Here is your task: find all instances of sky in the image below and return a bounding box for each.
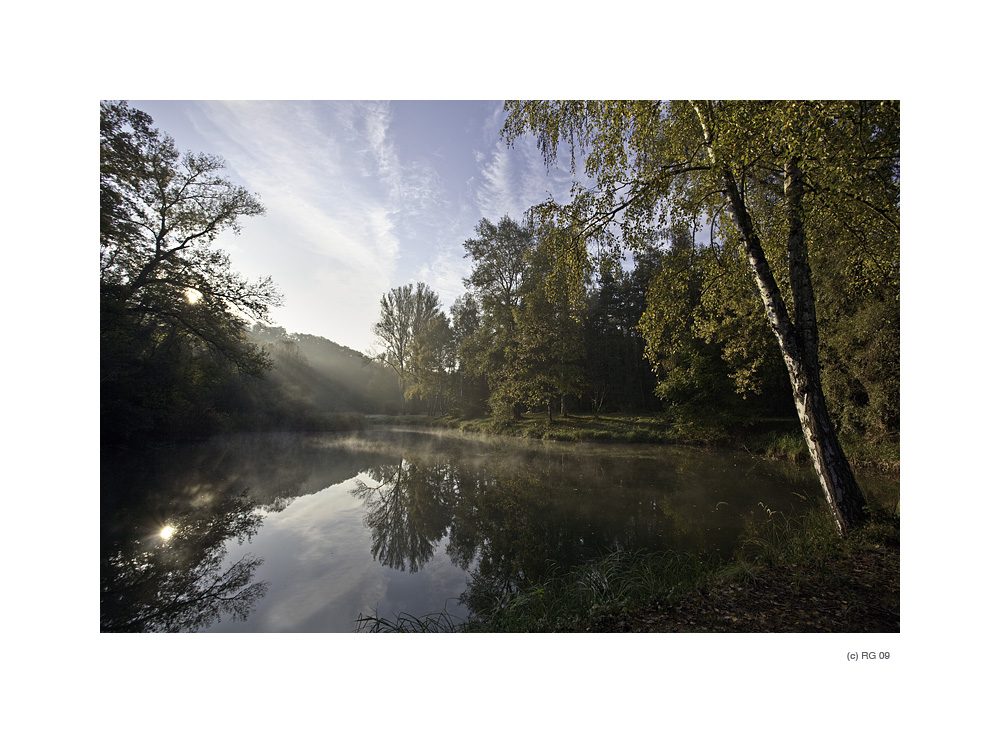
[130,100,579,355]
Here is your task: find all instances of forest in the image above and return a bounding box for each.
[101,100,898,537]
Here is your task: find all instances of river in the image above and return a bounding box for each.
[100,426,898,632]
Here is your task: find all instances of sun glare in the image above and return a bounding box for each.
[160,525,176,541]
[184,288,203,304]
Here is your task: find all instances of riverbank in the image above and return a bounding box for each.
[558,514,900,632]
[368,412,900,473]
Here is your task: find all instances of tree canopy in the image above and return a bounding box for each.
[101,101,281,347]
[371,282,447,410]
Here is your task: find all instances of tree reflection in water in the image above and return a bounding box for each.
[101,429,857,631]
[101,491,268,632]
[349,434,740,619]
[351,446,615,592]
[351,456,458,572]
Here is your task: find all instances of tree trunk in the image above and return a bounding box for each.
[782,159,868,533]
[720,165,868,537]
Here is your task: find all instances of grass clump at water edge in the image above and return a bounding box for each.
[354,609,463,633]
[468,550,714,632]
[354,549,716,633]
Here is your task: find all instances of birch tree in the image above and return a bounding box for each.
[503,100,899,536]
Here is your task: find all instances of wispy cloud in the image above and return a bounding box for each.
[347,101,474,306]
[472,109,576,225]
[162,100,582,349]
[186,101,407,349]
[358,103,452,234]
[195,101,400,271]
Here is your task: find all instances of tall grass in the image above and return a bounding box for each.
[354,610,463,633]
[472,550,714,632]
[355,549,715,633]
[735,502,899,569]
[735,504,841,567]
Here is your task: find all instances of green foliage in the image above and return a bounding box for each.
[460,549,710,632]
[810,221,900,439]
[503,100,899,450]
[459,216,533,417]
[638,229,794,428]
[453,216,598,421]
[449,293,490,416]
[582,252,660,413]
[371,282,449,413]
[406,312,455,414]
[462,215,533,320]
[510,225,587,418]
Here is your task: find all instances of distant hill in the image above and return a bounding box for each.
[248,325,402,423]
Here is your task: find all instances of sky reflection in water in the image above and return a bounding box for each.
[101,427,899,633]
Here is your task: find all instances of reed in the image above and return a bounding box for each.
[355,549,715,633]
[354,609,463,633]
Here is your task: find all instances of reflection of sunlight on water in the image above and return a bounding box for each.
[159,525,176,541]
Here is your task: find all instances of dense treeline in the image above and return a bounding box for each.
[370,216,665,420]
[372,210,898,445]
[100,102,399,446]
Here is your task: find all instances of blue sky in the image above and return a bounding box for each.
[131,100,577,354]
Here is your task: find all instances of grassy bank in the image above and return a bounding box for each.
[368,411,899,472]
[356,507,899,633]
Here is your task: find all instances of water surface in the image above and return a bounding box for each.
[100,427,897,632]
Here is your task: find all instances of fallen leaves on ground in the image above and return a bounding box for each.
[566,545,899,633]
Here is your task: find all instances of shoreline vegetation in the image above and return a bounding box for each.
[365,411,900,473]
[355,412,900,633]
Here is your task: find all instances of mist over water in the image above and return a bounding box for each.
[101,427,899,632]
